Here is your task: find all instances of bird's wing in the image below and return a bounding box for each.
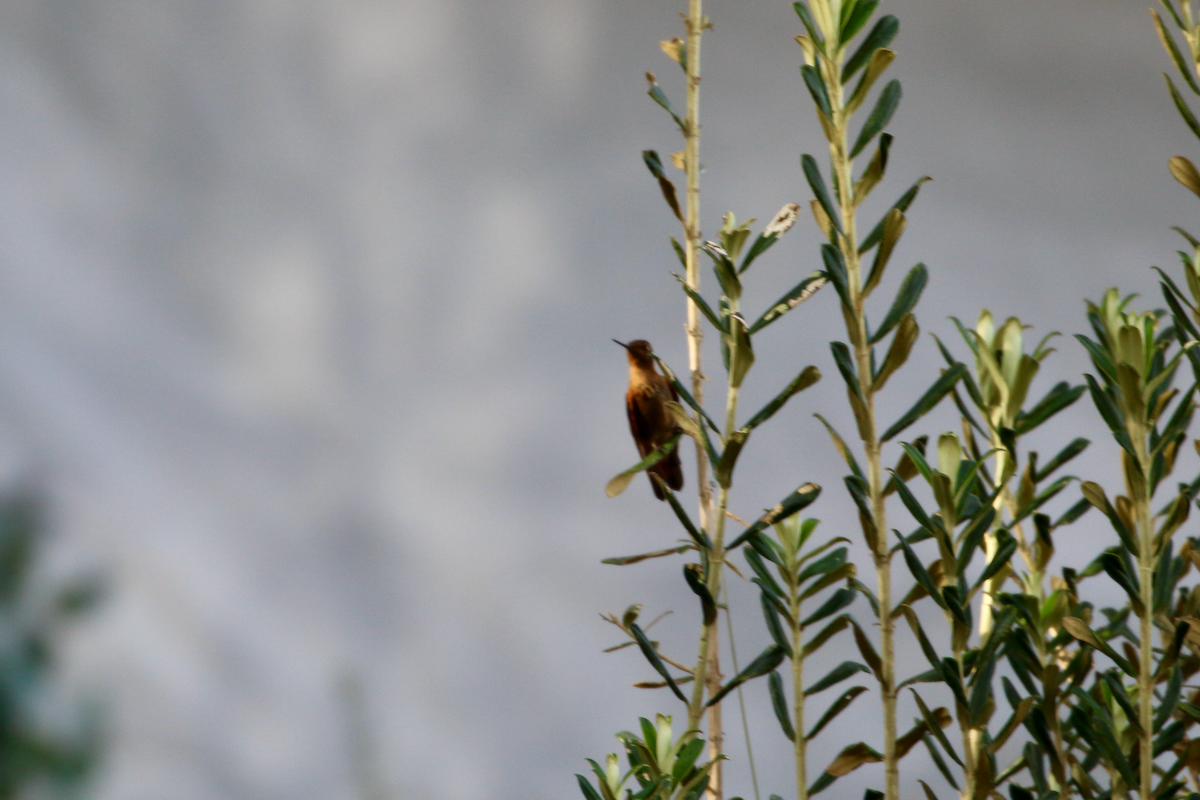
[626,390,651,459]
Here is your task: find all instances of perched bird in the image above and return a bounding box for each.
[615,339,684,500]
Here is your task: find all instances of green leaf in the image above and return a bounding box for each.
[801,614,850,659]
[921,734,961,790]
[646,78,685,131]
[642,149,682,221]
[806,685,868,740]
[813,413,864,480]
[761,592,790,650]
[1084,373,1137,457]
[850,618,883,679]
[662,489,712,549]
[1165,73,1200,142]
[852,132,892,204]
[831,340,865,401]
[801,65,833,122]
[862,208,905,296]
[842,14,898,81]
[706,644,787,706]
[1152,10,1200,94]
[768,671,796,741]
[798,546,849,585]
[804,661,869,695]
[849,79,901,158]
[629,622,688,702]
[727,483,822,549]
[1014,382,1086,434]
[860,177,931,252]
[802,155,842,235]
[602,545,692,566]
[792,2,825,52]
[576,774,605,800]
[973,532,1016,590]
[605,434,682,498]
[881,364,966,441]
[841,0,878,41]
[743,366,821,431]
[800,587,856,628]
[1170,154,1200,199]
[873,313,917,392]
[869,263,927,343]
[911,689,962,766]
[1034,437,1089,483]
[749,273,826,333]
[896,531,944,610]
[846,48,896,118]
[672,274,728,334]
[728,315,755,389]
[684,563,717,626]
[715,428,749,489]
[822,244,853,313]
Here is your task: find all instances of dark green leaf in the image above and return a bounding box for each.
[1165,73,1200,141]
[743,366,821,431]
[802,155,842,235]
[673,274,728,334]
[706,644,787,706]
[881,364,967,441]
[896,532,944,610]
[801,65,833,121]
[921,734,960,791]
[1084,374,1137,457]
[646,81,686,131]
[792,2,825,52]
[606,434,683,497]
[807,685,868,740]
[805,661,869,696]
[870,263,927,343]
[684,563,717,625]
[842,14,898,81]
[1035,437,1090,482]
[849,79,901,159]
[602,544,692,566]
[749,273,826,333]
[662,489,712,549]
[727,483,822,549]
[576,774,604,800]
[769,671,796,741]
[860,176,931,252]
[629,623,688,703]
[814,413,865,480]
[800,587,856,628]
[911,689,962,766]
[1014,382,1086,435]
[840,0,879,43]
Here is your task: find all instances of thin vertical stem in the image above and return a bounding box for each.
[1131,437,1154,800]
[823,39,898,800]
[790,576,807,800]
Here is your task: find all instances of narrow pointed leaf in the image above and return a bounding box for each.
[802,155,842,234]
[881,364,966,441]
[804,660,869,695]
[842,14,899,81]
[749,273,826,333]
[869,263,927,343]
[849,79,901,158]
[629,622,688,702]
[769,671,796,741]
[807,685,868,740]
[744,366,821,431]
[727,483,822,549]
[1166,73,1200,142]
[606,434,682,497]
[800,587,856,628]
[861,177,931,252]
[706,644,787,706]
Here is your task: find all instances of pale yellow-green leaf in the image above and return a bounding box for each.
[659,38,684,64]
[863,209,905,296]
[605,472,637,498]
[1171,155,1200,199]
[810,198,835,240]
[873,313,918,391]
[846,49,896,116]
[669,150,686,170]
[664,401,702,441]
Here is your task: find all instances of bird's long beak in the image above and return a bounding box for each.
[612,339,631,350]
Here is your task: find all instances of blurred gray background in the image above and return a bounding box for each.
[0,0,1194,798]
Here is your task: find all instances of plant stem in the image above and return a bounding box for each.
[683,0,709,534]
[789,573,807,800]
[1131,435,1154,800]
[823,39,898,800]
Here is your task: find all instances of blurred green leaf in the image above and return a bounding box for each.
[743,366,821,431]
[801,65,834,122]
[605,434,682,498]
[861,177,931,252]
[629,623,688,703]
[807,685,868,740]
[803,156,842,235]
[1165,73,1200,141]
[706,644,787,706]
[749,273,826,333]
[1152,10,1200,94]
[881,364,966,441]
[727,483,822,549]
[869,263,927,344]
[842,14,898,81]
[768,671,796,741]
[804,661,869,695]
[849,79,901,158]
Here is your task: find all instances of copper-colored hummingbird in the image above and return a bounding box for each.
[615,339,684,500]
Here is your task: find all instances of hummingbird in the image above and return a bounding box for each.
[615,339,684,500]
